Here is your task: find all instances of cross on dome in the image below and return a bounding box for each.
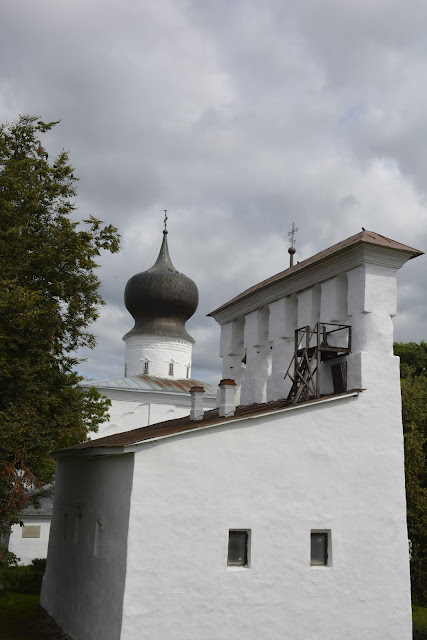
[288,222,298,267]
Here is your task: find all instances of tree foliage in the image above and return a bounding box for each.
[395,341,427,379]
[0,115,120,532]
[395,342,427,605]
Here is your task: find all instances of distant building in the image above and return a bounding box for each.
[7,225,215,564]
[41,230,422,640]
[83,374,216,440]
[7,489,54,565]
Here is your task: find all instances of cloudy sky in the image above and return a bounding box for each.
[1,0,426,383]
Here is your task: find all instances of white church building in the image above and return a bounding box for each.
[80,223,216,440]
[7,225,215,563]
[41,229,422,640]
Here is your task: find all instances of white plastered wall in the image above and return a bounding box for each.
[120,389,411,640]
[124,334,192,378]
[90,389,216,440]
[8,518,51,565]
[266,295,297,401]
[240,306,271,405]
[219,317,246,405]
[41,454,134,640]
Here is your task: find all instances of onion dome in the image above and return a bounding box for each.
[124,229,199,342]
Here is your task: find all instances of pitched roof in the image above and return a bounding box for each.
[80,375,217,397]
[208,230,423,317]
[55,389,362,455]
[21,488,54,517]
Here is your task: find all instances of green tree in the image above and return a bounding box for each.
[0,115,120,534]
[395,341,427,378]
[394,342,427,605]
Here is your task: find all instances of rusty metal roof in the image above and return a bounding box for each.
[80,375,217,397]
[55,389,362,455]
[208,230,423,317]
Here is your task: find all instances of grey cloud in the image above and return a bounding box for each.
[1,0,426,384]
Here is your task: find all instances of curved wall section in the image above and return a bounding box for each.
[124,333,193,379]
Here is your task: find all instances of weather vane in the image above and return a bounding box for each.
[288,222,298,267]
[163,209,168,233]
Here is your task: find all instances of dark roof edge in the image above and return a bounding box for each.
[53,389,363,458]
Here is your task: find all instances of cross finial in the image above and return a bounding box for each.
[163,210,168,233]
[288,222,298,267]
[288,222,298,248]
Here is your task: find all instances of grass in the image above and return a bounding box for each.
[414,605,427,639]
[0,593,69,640]
[414,605,427,624]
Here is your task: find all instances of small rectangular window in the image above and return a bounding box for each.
[143,361,149,374]
[311,531,328,566]
[169,362,174,376]
[228,530,249,567]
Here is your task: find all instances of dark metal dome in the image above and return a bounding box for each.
[124,230,199,342]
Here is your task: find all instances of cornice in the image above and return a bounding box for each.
[211,245,413,325]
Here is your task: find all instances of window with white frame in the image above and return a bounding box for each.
[168,362,174,376]
[143,360,149,374]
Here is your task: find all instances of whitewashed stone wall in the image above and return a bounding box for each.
[219,260,402,405]
[41,379,411,640]
[41,454,134,640]
[219,317,246,405]
[124,334,192,379]
[239,306,271,405]
[120,389,411,640]
[266,297,294,401]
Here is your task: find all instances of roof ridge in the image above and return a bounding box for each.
[208,229,423,317]
[80,374,217,395]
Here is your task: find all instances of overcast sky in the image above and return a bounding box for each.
[1,0,426,383]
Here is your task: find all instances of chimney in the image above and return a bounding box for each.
[218,379,236,417]
[190,386,205,421]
